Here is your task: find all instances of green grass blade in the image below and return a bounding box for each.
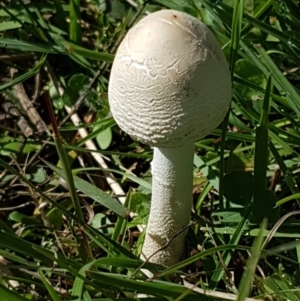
[66,43,114,62]
[0,21,21,31]
[276,193,300,207]
[84,224,138,259]
[72,261,96,301]
[43,141,151,159]
[38,270,63,301]
[52,0,68,31]
[0,38,113,62]
[269,142,300,205]
[245,13,300,50]
[232,90,296,155]
[213,129,255,142]
[0,54,47,92]
[112,193,130,242]
[0,38,64,53]
[87,270,198,299]
[195,181,212,212]
[72,167,152,191]
[44,162,127,217]
[75,118,115,147]
[0,250,38,267]
[254,75,272,195]
[218,0,241,208]
[0,219,17,235]
[267,240,300,256]
[69,0,82,44]
[267,131,294,156]
[230,0,243,74]
[46,91,83,229]
[155,244,250,279]
[233,76,290,107]
[0,231,53,266]
[254,45,300,117]
[72,258,158,301]
[236,220,266,301]
[53,138,85,222]
[16,0,48,42]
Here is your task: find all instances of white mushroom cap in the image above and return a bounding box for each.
[108,9,231,148]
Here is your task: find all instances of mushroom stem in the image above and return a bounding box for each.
[141,141,194,267]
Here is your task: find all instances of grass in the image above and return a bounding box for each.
[1,0,300,300]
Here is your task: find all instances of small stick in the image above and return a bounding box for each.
[1,94,33,137]
[10,68,49,135]
[31,68,42,103]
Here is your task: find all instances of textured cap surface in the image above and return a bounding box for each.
[108,9,231,147]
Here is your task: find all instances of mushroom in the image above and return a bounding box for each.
[108,9,231,267]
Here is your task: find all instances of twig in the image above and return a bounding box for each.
[1,94,33,137]
[31,67,42,103]
[10,68,49,135]
[0,201,35,210]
